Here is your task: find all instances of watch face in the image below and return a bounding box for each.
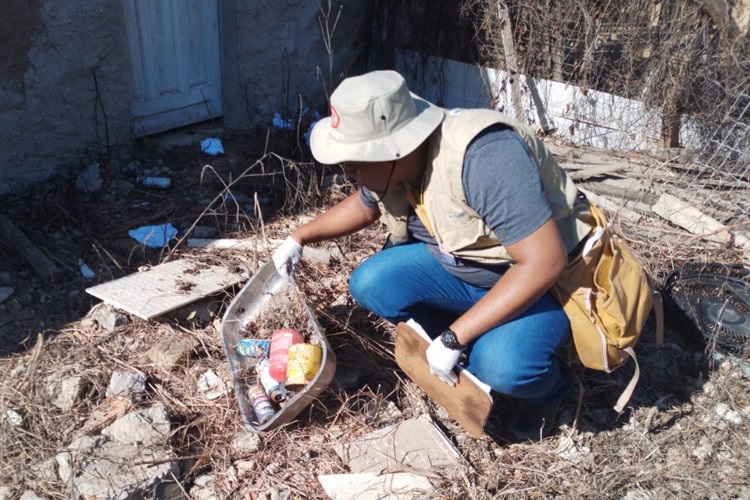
[441,329,461,349]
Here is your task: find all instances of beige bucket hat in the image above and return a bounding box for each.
[310,70,444,164]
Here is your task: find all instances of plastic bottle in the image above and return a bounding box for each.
[268,328,304,382]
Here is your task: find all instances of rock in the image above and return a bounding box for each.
[27,457,58,483]
[235,460,255,475]
[231,431,261,454]
[101,403,171,446]
[75,162,103,193]
[714,403,742,425]
[0,486,12,500]
[146,335,199,371]
[86,303,129,332]
[190,475,219,500]
[106,370,147,402]
[57,406,176,500]
[692,436,713,461]
[4,408,23,427]
[47,375,85,411]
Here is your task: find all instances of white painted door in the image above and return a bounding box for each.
[123,0,222,137]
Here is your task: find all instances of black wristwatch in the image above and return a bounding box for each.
[440,328,464,350]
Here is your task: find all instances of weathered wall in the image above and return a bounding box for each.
[0,0,132,196]
[0,0,372,198]
[229,0,371,127]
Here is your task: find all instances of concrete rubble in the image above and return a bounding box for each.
[56,403,176,499]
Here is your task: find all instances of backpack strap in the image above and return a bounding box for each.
[652,290,664,347]
[614,346,640,413]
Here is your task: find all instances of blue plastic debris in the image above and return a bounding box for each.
[142,176,172,189]
[272,113,295,130]
[128,223,178,248]
[78,259,96,279]
[201,138,225,156]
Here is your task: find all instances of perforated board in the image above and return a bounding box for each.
[86,259,250,319]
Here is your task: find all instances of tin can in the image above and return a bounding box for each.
[285,343,323,388]
[256,358,287,403]
[248,384,275,424]
[268,328,304,382]
[237,338,271,357]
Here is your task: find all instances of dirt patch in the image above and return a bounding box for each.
[1,129,749,498]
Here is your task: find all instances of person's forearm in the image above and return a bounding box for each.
[291,190,379,245]
[448,218,567,345]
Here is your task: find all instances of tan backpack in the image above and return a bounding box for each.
[551,203,664,412]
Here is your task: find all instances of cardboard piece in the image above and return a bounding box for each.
[394,322,492,438]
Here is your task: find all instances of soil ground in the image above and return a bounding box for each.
[1,127,749,499]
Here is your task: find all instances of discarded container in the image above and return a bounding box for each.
[237,339,271,357]
[269,328,304,382]
[220,261,337,431]
[256,358,287,402]
[286,343,323,388]
[247,385,275,424]
[142,176,172,189]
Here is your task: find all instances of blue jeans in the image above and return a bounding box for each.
[349,242,572,404]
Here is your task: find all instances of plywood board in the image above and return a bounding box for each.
[86,259,249,319]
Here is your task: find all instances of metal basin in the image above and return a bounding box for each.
[220,261,336,431]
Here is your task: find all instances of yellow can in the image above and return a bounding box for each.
[286,343,322,388]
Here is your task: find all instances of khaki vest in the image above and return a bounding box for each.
[374,109,593,264]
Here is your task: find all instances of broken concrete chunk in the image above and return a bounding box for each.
[47,375,85,411]
[85,303,129,332]
[57,416,176,500]
[101,403,171,446]
[106,370,147,402]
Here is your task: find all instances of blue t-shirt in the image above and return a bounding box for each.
[362,125,552,287]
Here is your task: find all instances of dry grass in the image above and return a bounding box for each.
[1,130,749,499]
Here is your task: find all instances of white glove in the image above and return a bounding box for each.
[272,236,303,280]
[426,336,462,386]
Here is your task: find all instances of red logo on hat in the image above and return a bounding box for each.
[330,106,340,128]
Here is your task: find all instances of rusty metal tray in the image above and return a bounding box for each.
[220,261,336,431]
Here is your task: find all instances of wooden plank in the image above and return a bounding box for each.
[0,215,64,283]
[651,193,750,252]
[567,163,629,180]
